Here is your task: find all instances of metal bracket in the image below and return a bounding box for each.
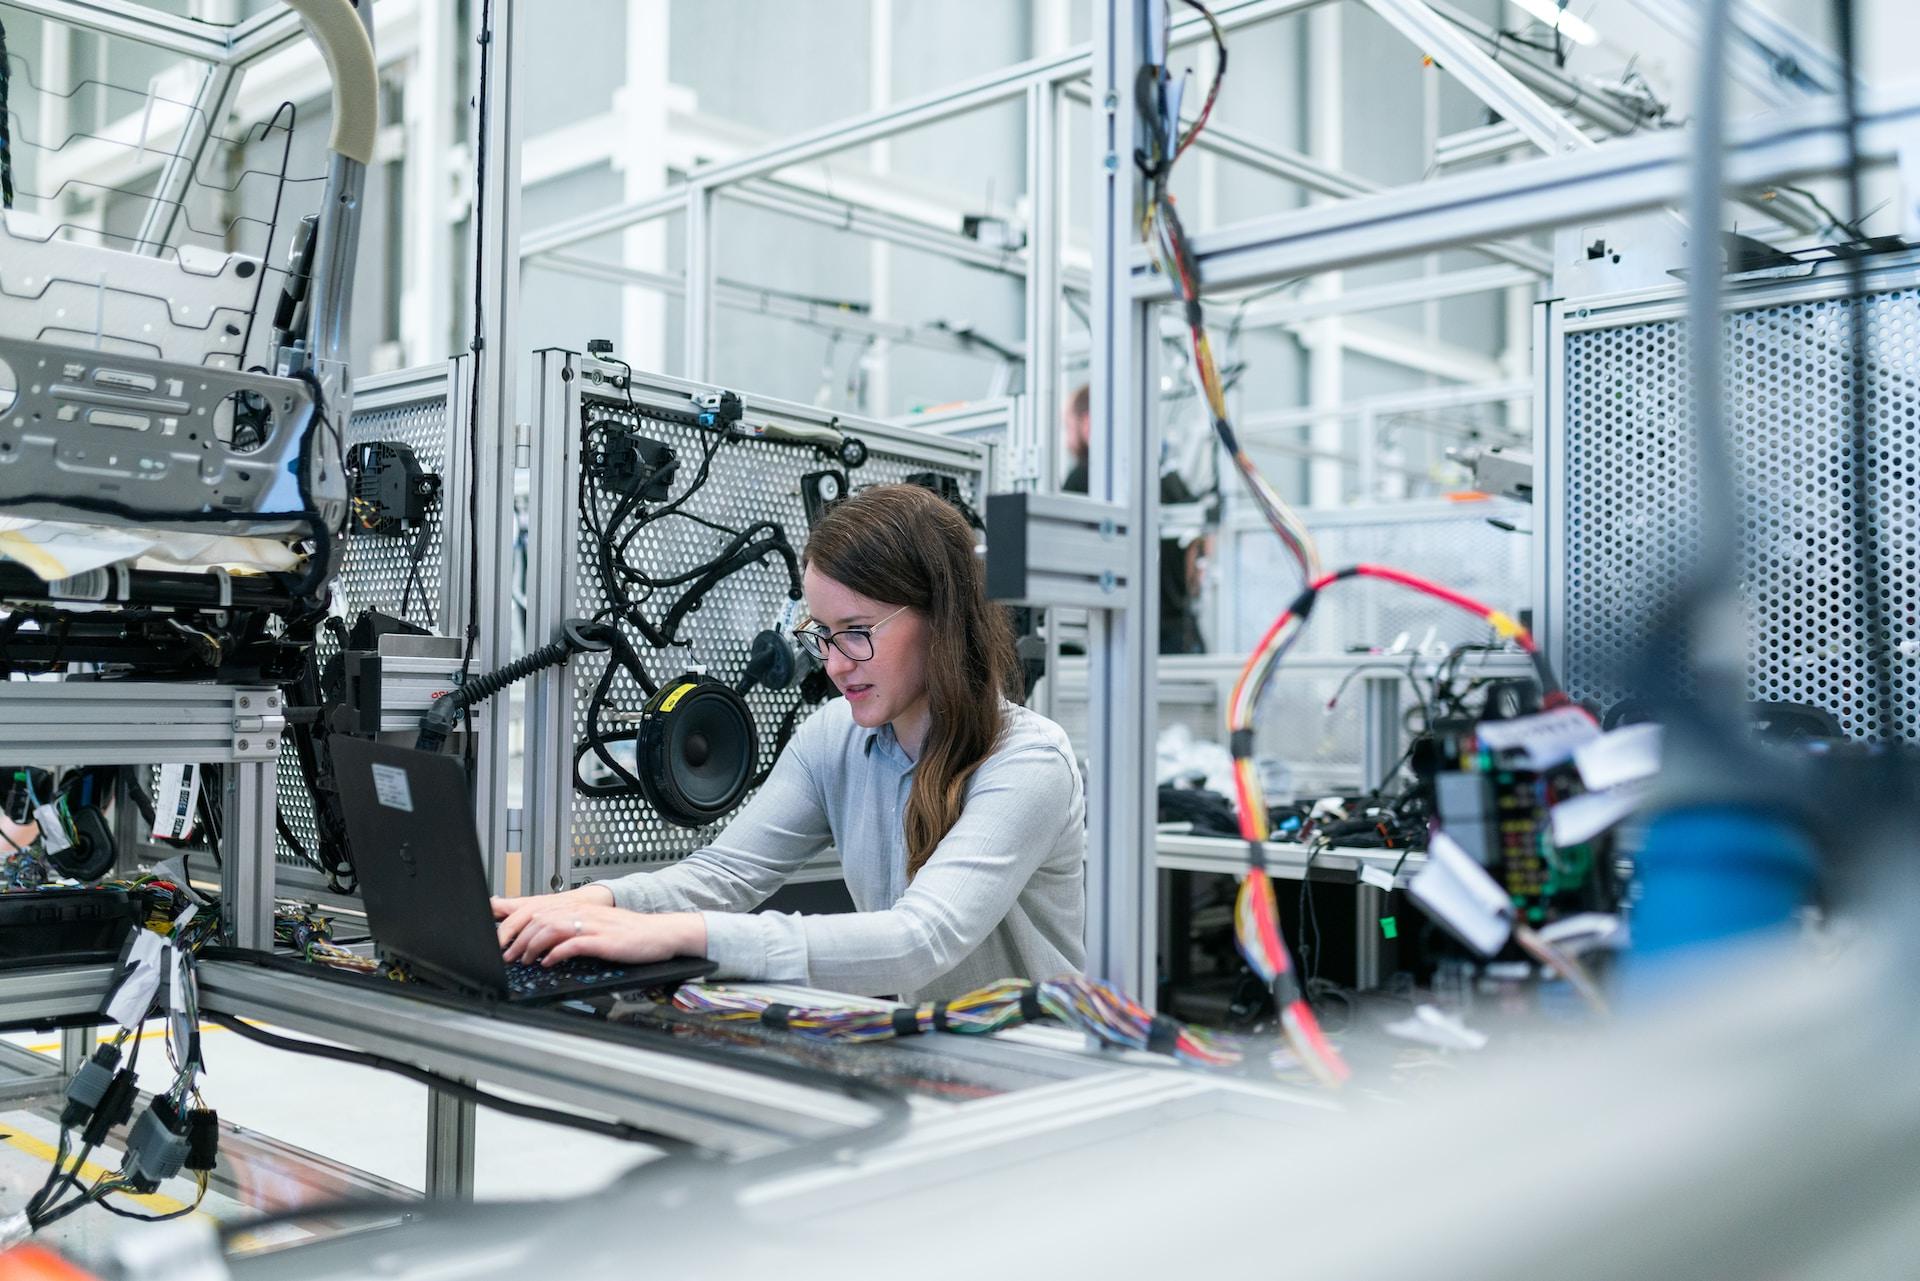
[984,492,1139,611]
[228,689,285,761]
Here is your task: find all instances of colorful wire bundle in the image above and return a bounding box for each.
[1139,1,1322,590]
[1226,564,1577,1085]
[1034,974,1243,1069]
[673,975,1245,1071]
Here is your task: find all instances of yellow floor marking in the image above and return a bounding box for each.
[22,1021,243,1056]
[0,1129,193,1215]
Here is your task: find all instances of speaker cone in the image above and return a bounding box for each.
[637,676,758,827]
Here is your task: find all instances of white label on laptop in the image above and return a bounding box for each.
[371,763,415,812]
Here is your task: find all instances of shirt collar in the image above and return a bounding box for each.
[862,720,916,770]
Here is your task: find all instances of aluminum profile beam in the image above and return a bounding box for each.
[1,1,313,65]
[1363,0,1591,156]
[518,0,1329,258]
[468,0,524,891]
[1422,0,1656,137]
[1062,80,1553,276]
[1226,264,1538,330]
[0,0,230,58]
[1416,0,1820,242]
[1086,0,1159,1000]
[1237,378,1531,437]
[533,252,1003,359]
[194,962,887,1155]
[725,180,1027,277]
[0,965,114,1030]
[224,6,324,66]
[1621,0,1851,105]
[1132,82,1920,299]
[1024,79,1063,482]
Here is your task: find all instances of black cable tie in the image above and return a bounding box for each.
[1018,986,1045,1023]
[759,1003,795,1031]
[1287,585,1321,618]
[1271,971,1303,1009]
[1145,1014,1181,1057]
[930,1001,952,1032]
[1246,840,1268,871]
[889,1006,922,1037]
[1228,728,1256,758]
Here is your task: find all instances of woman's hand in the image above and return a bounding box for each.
[493,883,612,952]
[494,886,706,967]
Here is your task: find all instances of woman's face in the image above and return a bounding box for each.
[801,566,930,732]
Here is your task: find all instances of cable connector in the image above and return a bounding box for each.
[184,1108,219,1173]
[60,1041,123,1129]
[693,389,743,430]
[80,1067,140,1148]
[123,1097,191,1193]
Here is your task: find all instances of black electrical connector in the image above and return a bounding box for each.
[81,1067,140,1148]
[347,441,442,536]
[591,427,678,502]
[184,1108,219,1173]
[60,1042,121,1129]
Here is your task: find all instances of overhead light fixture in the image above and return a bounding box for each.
[1507,0,1599,46]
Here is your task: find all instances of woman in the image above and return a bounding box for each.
[493,483,1086,1003]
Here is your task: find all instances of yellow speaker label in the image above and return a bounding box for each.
[659,682,698,712]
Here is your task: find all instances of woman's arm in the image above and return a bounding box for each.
[593,728,834,915]
[702,742,1082,996]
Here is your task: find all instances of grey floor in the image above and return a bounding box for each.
[0,1018,671,1257]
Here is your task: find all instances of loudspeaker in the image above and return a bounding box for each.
[635,675,759,828]
[47,806,117,882]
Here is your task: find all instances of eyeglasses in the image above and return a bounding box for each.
[793,604,909,663]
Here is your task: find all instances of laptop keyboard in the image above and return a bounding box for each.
[504,959,635,996]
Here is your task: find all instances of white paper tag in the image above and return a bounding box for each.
[153,763,201,841]
[371,763,414,812]
[1551,781,1652,846]
[1408,831,1514,959]
[167,940,186,1014]
[104,930,166,1029]
[1383,1003,1489,1052]
[1358,864,1397,892]
[1473,706,1601,770]
[49,568,111,602]
[1574,723,1663,792]
[33,802,72,854]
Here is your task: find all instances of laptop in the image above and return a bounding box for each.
[330,737,714,1004]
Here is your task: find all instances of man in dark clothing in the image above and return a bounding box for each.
[1062,385,1208,655]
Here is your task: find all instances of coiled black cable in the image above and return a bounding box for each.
[0,18,14,208]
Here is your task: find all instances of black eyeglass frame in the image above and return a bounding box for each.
[792,604,910,663]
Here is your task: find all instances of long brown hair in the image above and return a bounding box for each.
[804,484,1019,878]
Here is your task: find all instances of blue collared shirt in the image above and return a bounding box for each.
[599,697,1086,1002]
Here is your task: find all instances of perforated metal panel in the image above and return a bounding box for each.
[1226,500,1532,656]
[273,362,470,883]
[1550,258,1920,741]
[527,357,991,886]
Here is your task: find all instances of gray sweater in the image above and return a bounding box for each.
[598,698,1086,1003]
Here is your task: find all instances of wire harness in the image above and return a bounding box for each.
[674,975,1244,1071]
